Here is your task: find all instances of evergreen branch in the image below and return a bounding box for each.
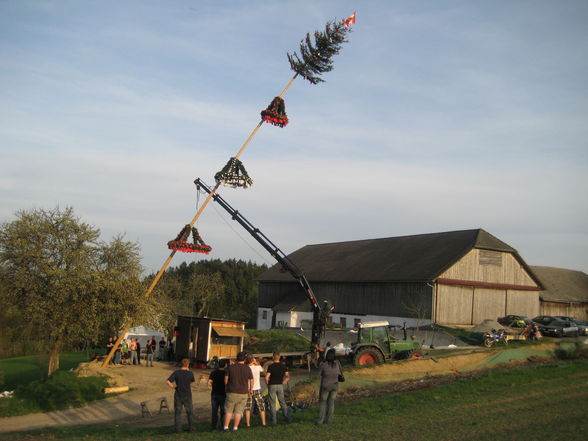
[288,19,351,84]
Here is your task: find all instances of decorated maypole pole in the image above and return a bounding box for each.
[103,12,356,367]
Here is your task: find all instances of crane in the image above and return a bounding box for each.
[194,178,330,356]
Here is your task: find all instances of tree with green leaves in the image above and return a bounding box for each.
[0,207,145,376]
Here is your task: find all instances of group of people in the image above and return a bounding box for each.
[106,335,174,365]
[166,348,343,433]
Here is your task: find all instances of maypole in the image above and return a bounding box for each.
[102,12,356,367]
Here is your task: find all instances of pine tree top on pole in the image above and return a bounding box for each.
[287,16,354,84]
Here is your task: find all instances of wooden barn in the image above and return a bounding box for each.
[257,229,543,329]
[175,316,245,362]
[531,266,588,320]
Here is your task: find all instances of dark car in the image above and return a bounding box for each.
[555,316,588,336]
[534,319,578,337]
[532,315,558,325]
[498,315,532,328]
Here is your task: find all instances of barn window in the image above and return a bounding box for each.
[262,310,268,320]
[479,250,502,266]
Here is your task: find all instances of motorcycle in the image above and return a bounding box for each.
[483,328,508,347]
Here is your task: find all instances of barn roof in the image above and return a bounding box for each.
[531,266,588,303]
[258,228,525,283]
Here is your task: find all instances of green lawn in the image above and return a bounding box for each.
[2,359,587,441]
[0,352,91,391]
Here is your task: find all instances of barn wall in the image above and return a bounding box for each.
[259,281,433,320]
[472,288,506,323]
[540,301,588,320]
[258,282,302,308]
[435,286,540,325]
[436,284,473,325]
[507,290,540,317]
[439,249,537,287]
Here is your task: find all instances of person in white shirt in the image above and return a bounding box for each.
[244,354,267,427]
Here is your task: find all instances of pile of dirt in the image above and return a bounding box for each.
[75,361,121,387]
[470,319,504,332]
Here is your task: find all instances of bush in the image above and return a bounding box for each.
[15,371,108,412]
[554,342,588,360]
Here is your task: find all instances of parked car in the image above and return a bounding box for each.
[532,315,558,326]
[534,319,578,337]
[555,316,588,335]
[497,315,532,328]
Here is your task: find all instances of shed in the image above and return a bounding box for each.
[174,316,245,362]
[531,266,588,320]
[257,229,542,328]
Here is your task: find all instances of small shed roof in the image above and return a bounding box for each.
[531,266,588,303]
[259,228,529,283]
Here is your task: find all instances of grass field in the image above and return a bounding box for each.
[0,352,91,391]
[1,358,587,441]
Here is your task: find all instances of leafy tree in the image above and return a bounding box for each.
[0,207,144,376]
[149,259,267,329]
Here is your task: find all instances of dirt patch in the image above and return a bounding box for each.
[470,319,504,332]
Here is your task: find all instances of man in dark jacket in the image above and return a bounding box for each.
[208,358,227,430]
[166,358,195,433]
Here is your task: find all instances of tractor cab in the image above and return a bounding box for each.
[351,321,422,366]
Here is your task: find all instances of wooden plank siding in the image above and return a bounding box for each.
[472,288,506,323]
[436,284,473,324]
[435,287,540,325]
[507,290,540,317]
[260,281,433,318]
[540,301,588,320]
[439,249,538,287]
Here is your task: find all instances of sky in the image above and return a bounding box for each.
[1,0,587,275]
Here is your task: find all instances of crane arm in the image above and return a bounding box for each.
[194,178,325,350]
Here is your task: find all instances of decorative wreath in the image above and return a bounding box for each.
[215,157,253,188]
[167,225,212,254]
[261,97,288,128]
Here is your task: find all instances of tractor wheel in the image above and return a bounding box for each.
[353,347,384,366]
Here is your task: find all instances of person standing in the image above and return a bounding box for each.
[316,349,342,425]
[106,337,114,364]
[121,338,129,364]
[208,359,227,431]
[158,337,166,361]
[265,352,292,425]
[129,338,138,366]
[146,336,156,367]
[166,358,195,433]
[136,338,142,365]
[113,340,122,365]
[167,336,174,362]
[223,351,253,432]
[244,355,267,427]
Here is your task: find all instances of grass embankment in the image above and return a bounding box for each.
[244,329,309,353]
[0,352,91,391]
[3,358,587,441]
[0,352,106,418]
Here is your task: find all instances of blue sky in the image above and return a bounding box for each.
[1,0,587,274]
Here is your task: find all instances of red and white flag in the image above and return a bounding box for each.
[343,11,356,28]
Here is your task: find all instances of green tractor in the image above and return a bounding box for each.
[351,321,422,366]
